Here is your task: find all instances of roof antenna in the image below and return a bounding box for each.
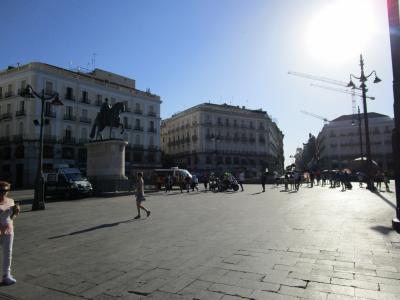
[92,53,97,70]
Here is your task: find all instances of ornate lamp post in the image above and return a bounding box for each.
[210,133,219,171]
[20,85,63,210]
[347,55,381,191]
[357,106,364,163]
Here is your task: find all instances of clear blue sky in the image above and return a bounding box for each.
[1,0,395,166]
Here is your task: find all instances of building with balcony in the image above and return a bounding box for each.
[160,103,284,178]
[317,112,394,172]
[0,62,161,188]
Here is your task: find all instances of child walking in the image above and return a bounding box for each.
[134,173,151,219]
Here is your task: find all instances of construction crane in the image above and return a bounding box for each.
[310,83,375,100]
[300,110,331,124]
[288,71,359,116]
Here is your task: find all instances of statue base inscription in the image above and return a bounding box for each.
[86,139,131,194]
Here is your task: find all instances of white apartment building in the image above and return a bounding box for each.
[161,103,284,178]
[0,62,161,188]
[317,113,394,172]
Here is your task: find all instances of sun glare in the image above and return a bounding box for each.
[306,0,377,64]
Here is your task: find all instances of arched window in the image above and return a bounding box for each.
[135,134,140,145]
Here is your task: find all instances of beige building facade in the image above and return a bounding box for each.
[317,113,394,172]
[0,62,161,188]
[161,103,284,178]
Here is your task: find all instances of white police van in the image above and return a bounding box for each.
[45,167,93,199]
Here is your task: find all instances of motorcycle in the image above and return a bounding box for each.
[217,175,239,192]
[209,174,219,192]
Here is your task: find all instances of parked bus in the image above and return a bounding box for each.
[153,167,192,190]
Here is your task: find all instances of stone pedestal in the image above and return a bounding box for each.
[86,139,131,194]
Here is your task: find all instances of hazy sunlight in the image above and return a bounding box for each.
[306,0,378,64]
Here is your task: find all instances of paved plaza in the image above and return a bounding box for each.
[1,183,400,299]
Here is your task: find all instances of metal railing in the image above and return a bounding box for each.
[79,117,92,123]
[15,109,26,117]
[80,98,91,104]
[45,111,56,118]
[132,144,144,150]
[63,114,76,121]
[4,91,14,98]
[64,94,75,101]
[79,138,89,144]
[62,136,76,144]
[43,135,57,143]
[1,112,12,120]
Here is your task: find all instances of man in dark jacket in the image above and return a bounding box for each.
[261,172,267,192]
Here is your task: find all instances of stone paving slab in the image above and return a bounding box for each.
[1,183,400,299]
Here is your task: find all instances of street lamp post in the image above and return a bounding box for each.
[357,106,364,167]
[20,85,63,210]
[210,134,219,171]
[347,55,381,191]
[387,0,400,232]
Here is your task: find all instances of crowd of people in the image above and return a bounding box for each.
[161,170,246,193]
[155,168,392,195]
[277,169,391,193]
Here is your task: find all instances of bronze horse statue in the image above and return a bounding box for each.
[90,102,125,140]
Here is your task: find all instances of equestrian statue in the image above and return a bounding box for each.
[90,98,125,140]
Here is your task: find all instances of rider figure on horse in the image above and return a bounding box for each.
[90,99,125,140]
[100,98,111,125]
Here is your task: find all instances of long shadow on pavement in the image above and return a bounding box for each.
[373,191,396,209]
[250,192,264,195]
[48,218,135,240]
[370,225,394,235]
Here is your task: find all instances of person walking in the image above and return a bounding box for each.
[358,172,364,188]
[315,170,321,186]
[376,171,383,191]
[179,175,185,193]
[203,172,209,191]
[383,172,390,192]
[294,171,300,191]
[134,173,151,219]
[0,181,20,285]
[309,171,315,188]
[238,170,245,191]
[261,172,267,192]
[284,173,289,191]
[165,174,172,193]
[185,175,191,193]
[191,175,199,191]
